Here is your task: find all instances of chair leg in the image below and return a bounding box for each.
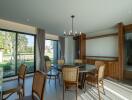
[18,78,20,96]
[58,73,61,86]
[48,76,51,84]
[49,71,52,84]
[76,84,78,100]
[63,83,65,100]
[91,78,93,86]
[97,83,101,100]
[84,80,87,93]
[23,79,25,97]
[19,90,23,100]
[57,73,60,86]
[55,76,57,88]
[101,81,105,95]
[49,78,50,84]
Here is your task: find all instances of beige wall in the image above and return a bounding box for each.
[0,19,59,40]
[0,19,36,34]
[45,33,59,40]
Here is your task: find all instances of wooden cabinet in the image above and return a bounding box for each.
[107,62,119,79]
[86,58,120,79]
[74,33,86,59]
[73,31,123,80]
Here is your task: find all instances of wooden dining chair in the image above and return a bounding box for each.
[58,59,65,66]
[74,59,83,65]
[45,60,52,72]
[19,71,46,100]
[62,67,79,100]
[18,64,27,96]
[2,64,26,100]
[57,59,65,73]
[87,61,104,76]
[57,59,65,83]
[85,61,105,100]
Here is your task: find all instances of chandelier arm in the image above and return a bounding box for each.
[72,15,73,34]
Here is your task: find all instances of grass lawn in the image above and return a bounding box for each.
[0,62,10,67]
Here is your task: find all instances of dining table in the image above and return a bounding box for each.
[79,64,96,89]
[57,63,96,89]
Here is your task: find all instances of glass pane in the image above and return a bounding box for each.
[45,40,58,64]
[0,30,16,77]
[17,34,35,73]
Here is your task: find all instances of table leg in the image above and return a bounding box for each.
[79,73,86,89]
[0,90,2,100]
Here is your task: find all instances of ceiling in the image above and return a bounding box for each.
[0,0,132,35]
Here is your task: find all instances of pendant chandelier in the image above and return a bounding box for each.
[64,15,81,37]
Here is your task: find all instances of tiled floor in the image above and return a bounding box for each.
[2,77,132,100]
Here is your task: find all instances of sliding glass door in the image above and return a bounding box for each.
[0,30,16,77]
[0,29,36,78]
[45,40,59,64]
[17,34,35,73]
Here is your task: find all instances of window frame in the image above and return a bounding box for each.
[45,39,59,63]
[0,28,36,78]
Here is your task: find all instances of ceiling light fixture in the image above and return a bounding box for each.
[64,15,81,37]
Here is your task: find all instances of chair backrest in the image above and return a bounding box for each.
[58,60,65,65]
[45,61,51,71]
[74,59,83,64]
[62,67,79,83]
[95,61,104,69]
[44,56,50,61]
[32,71,46,100]
[98,64,105,81]
[18,64,27,80]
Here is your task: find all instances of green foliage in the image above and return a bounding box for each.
[3,62,12,71]
[0,31,4,48]
[0,31,29,54]
[17,34,28,53]
[26,47,33,53]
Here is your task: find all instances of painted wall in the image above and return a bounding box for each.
[0,19,59,40]
[86,36,118,57]
[65,37,75,64]
[0,19,36,34]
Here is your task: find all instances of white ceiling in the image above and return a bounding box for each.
[0,0,132,35]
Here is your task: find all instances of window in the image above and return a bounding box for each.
[0,31,16,77]
[45,40,59,64]
[17,34,35,73]
[0,29,36,78]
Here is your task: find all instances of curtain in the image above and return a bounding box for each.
[36,28,46,72]
[59,36,65,59]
